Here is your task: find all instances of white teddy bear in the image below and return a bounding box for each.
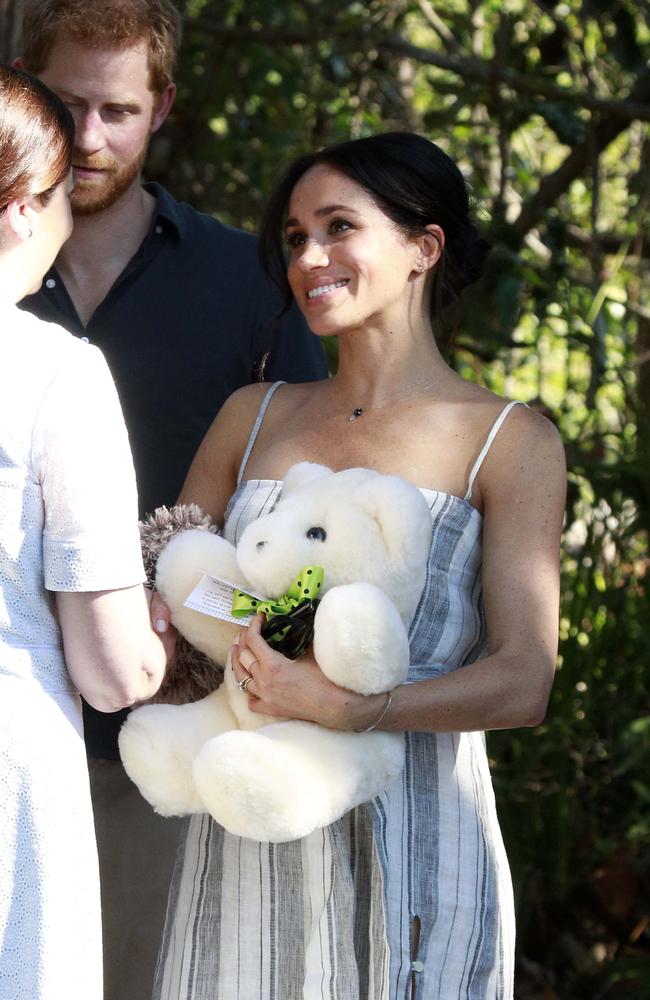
[119,462,432,842]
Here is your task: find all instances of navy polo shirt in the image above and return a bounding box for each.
[21,182,327,758]
[22,182,326,517]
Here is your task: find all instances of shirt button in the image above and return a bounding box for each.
[155,224,163,234]
[412,960,424,973]
[80,336,90,343]
[45,278,56,289]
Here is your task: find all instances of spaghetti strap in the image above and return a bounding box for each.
[236,381,286,485]
[464,400,527,502]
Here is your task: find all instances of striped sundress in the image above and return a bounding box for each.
[153,386,519,1000]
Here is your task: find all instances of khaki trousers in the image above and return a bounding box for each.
[88,758,183,1000]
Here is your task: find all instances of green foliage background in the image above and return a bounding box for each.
[155,3,649,996]
[3,0,647,994]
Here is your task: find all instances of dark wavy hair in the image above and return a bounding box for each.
[0,64,74,215]
[259,131,489,333]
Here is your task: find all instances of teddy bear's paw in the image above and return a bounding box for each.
[119,691,236,816]
[119,707,205,816]
[193,729,319,842]
[155,530,244,668]
[314,583,410,694]
[192,722,406,842]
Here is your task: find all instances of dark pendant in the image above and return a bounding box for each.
[348,407,363,422]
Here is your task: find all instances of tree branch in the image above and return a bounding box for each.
[184,14,387,47]
[379,37,650,123]
[185,17,313,44]
[414,0,461,53]
[184,17,650,126]
[511,65,650,241]
[564,225,648,258]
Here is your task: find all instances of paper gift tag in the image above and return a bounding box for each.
[184,574,266,627]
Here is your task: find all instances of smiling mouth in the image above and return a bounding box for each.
[306,280,348,300]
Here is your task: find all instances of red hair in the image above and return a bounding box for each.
[0,64,74,214]
[22,0,182,94]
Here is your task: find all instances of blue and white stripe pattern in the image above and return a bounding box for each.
[154,400,519,1000]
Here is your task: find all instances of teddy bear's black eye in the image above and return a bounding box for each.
[306,526,327,542]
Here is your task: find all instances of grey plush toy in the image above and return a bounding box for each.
[140,504,223,705]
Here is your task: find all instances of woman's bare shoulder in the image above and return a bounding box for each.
[203,382,288,448]
[178,384,279,516]
[451,378,562,446]
[218,382,275,420]
[222,380,326,418]
[200,380,328,468]
[493,398,563,457]
[479,399,566,505]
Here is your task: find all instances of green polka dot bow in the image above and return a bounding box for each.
[231,567,324,659]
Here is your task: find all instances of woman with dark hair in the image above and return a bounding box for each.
[154,132,566,1000]
[0,65,170,999]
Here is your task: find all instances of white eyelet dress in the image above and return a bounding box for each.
[0,305,145,1000]
[153,382,521,1000]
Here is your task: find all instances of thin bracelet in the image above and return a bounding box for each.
[354,690,393,734]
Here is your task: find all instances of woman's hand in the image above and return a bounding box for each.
[231,615,378,730]
[147,589,177,678]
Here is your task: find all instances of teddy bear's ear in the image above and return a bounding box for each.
[356,473,431,559]
[283,462,332,495]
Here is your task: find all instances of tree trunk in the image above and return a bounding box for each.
[0,0,23,64]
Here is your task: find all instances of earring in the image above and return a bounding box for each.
[27,227,33,239]
[417,260,425,273]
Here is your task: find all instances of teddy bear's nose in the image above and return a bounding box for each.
[256,540,266,551]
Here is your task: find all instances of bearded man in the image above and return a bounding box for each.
[17,2,326,998]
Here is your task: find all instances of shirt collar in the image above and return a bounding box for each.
[144,181,187,241]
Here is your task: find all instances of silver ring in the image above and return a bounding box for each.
[237,674,253,695]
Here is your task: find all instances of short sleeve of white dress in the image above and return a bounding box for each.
[32,342,146,592]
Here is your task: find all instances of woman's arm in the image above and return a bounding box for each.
[377,407,567,733]
[231,407,567,734]
[149,384,273,636]
[56,586,173,712]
